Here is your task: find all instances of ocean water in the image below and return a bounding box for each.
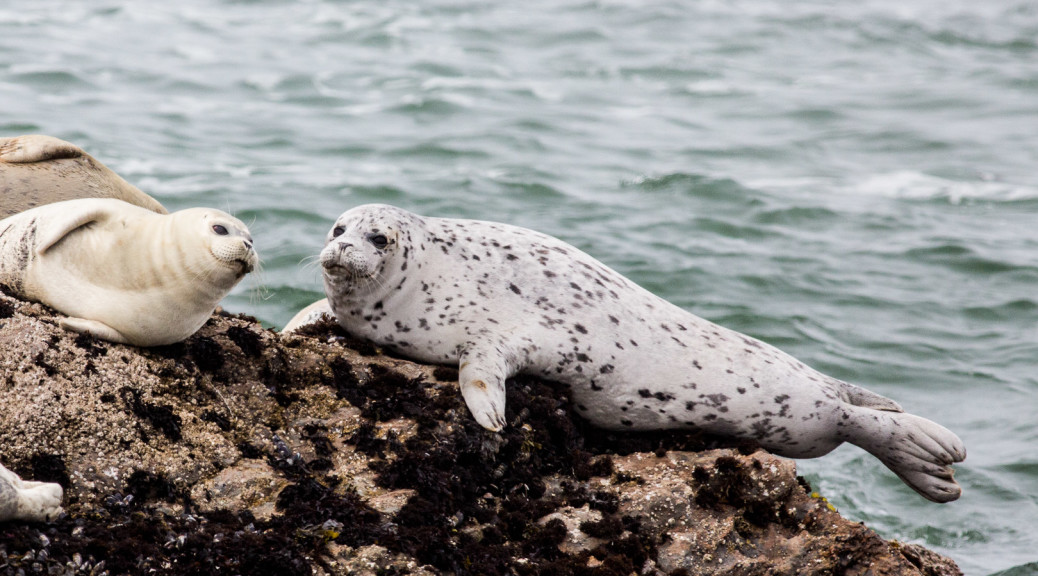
[1,1,1036,573]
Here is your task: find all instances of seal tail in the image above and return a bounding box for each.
[840,404,966,503]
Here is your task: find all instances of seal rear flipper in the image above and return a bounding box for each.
[458,342,515,431]
[0,135,83,164]
[842,407,966,503]
[59,317,131,344]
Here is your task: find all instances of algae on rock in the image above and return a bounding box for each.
[0,293,961,575]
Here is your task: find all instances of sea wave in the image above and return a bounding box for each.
[850,171,1038,203]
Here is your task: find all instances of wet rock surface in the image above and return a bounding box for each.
[0,292,962,575]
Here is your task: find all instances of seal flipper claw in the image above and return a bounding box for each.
[59,317,131,344]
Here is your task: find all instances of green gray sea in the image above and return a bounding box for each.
[2,1,1036,573]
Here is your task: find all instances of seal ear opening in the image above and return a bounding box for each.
[35,205,111,255]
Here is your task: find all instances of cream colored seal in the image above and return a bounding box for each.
[0,134,166,219]
[319,204,966,502]
[0,462,62,523]
[0,198,257,346]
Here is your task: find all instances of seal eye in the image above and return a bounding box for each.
[368,233,389,249]
[332,226,345,238]
[212,224,228,236]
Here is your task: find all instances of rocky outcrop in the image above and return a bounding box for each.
[0,291,961,575]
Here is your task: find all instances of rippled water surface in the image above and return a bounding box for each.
[2,1,1037,573]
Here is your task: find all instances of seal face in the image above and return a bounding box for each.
[0,198,257,346]
[0,462,62,523]
[320,203,966,503]
[0,134,167,218]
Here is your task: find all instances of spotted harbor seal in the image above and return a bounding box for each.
[0,462,62,523]
[319,204,966,502]
[0,134,166,219]
[0,198,256,346]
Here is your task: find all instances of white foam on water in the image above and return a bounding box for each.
[850,171,1038,204]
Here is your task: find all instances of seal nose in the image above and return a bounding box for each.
[243,238,253,250]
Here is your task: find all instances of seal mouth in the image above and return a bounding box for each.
[209,247,257,277]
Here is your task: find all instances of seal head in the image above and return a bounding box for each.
[179,207,257,280]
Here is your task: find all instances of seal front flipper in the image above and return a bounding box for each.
[0,463,63,522]
[35,203,117,254]
[59,317,131,344]
[458,341,515,432]
[15,482,63,522]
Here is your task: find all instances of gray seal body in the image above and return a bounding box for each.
[320,204,966,502]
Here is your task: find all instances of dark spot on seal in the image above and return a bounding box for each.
[509,283,522,295]
[574,323,588,334]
